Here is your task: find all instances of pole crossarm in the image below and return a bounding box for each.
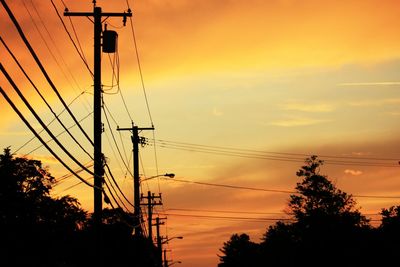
[117,127,155,131]
[64,11,132,17]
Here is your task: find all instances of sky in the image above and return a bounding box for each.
[1,0,400,266]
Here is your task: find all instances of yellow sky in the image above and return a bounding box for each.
[2,1,400,266]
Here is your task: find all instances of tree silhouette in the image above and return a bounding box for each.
[0,148,160,266]
[218,233,261,267]
[0,148,87,266]
[220,156,379,267]
[276,155,370,266]
[289,155,368,229]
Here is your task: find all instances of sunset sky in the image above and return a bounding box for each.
[2,0,400,266]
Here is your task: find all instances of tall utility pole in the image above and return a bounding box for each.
[141,191,162,240]
[64,2,131,228]
[117,124,154,236]
[154,217,166,267]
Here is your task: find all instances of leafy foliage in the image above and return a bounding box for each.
[218,233,260,267]
[219,156,399,267]
[0,148,157,267]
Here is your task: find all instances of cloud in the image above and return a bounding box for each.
[386,112,400,116]
[344,169,363,176]
[269,117,330,127]
[348,98,400,107]
[338,82,400,86]
[20,154,58,165]
[351,152,372,156]
[280,102,335,113]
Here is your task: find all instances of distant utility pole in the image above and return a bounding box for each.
[154,217,166,267]
[141,191,162,240]
[117,124,154,236]
[64,2,131,228]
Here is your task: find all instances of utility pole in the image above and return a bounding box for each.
[154,217,166,267]
[163,249,167,267]
[141,191,162,241]
[64,1,131,228]
[117,124,154,236]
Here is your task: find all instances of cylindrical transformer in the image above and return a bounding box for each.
[103,30,118,53]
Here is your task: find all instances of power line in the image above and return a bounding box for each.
[125,0,153,126]
[104,163,134,207]
[102,99,134,178]
[50,0,93,77]
[164,177,295,194]
[0,85,94,189]
[25,0,88,105]
[54,161,94,186]
[154,138,400,162]
[23,111,93,156]
[104,171,130,211]
[162,177,400,199]
[159,213,295,222]
[13,91,88,154]
[1,64,95,177]
[151,139,400,168]
[0,36,93,160]
[1,0,94,146]
[166,208,290,216]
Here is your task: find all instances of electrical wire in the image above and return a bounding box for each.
[104,163,134,207]
[1,64,95,177]
[158,213,295,223]
[155,138,400,162]
[0,85,94,188]
[50,0,94,77]
[162,177,400,199]
[150,138,400,168]
[125,1,154,126]
[2,0,94,146]
[166,208,290,216]
[102,99,134,178]
[0,36,93,160]
[104,171,130,211]
[13,91,88,154]
[25,0,89,110]
[23,112,93,156]
[54,160,94,187]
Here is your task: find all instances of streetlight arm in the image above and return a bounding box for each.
[162,236,183,244]
[141,173,175,182]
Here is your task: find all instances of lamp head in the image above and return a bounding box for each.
[165,173,175,178]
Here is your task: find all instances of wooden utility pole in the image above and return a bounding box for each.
[154,217,166,267]
[64,2,131,228]
[141,191,162,240]
[117,124,154,236]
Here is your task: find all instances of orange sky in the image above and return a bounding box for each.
[2,1,400,266]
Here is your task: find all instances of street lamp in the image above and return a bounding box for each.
[162,237,183,267]
[141,173,175,183]
[162,236,183,244]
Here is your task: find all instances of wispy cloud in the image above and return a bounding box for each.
[269,117,330,127]
[348,98,400,107]
[18,154,58,165]
[344,169,363,176]
[338,82,400,86]
[386,111,400,116]
[280,101,335,113]
[351,152,372,157]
